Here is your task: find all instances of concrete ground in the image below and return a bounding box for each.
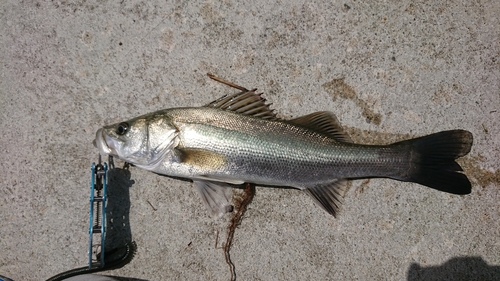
[1,1,499,280]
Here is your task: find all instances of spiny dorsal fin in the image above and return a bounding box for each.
[288,111,352,142]
[303,179,348,217]
[206,74,277,120]
[205,90,277,120]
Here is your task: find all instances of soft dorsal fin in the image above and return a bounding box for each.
[288,111,352,142]
[205,90,277,120]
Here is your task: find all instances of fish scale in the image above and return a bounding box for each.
[167,108,407,184]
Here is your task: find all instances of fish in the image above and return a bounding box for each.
[94,74,473,217]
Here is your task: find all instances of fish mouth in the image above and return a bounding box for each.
[93,128,119,157]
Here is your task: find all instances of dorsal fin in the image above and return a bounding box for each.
[205,73,278,120]
[205,74,277,120]
[287,111,352,142]
[205,90,277,120]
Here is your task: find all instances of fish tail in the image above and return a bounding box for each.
[397,130,473,194]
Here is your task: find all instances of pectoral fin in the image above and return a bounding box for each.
[303,179,348,217]
[193,180,234,218]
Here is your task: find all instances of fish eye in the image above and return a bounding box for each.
[116,122,129,135]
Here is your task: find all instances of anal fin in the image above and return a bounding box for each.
[303,179,348,217]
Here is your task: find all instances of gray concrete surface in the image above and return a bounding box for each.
[1,1,499,280]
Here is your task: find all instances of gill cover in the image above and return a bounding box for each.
[96,115,179,170]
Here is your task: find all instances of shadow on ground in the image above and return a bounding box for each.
[104,162,135,252]
[407,256,500,281]
[44,160,141,281]
[62,275,149,281]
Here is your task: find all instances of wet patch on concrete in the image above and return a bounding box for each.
[322,78,383,125]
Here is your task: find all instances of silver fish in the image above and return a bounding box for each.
[94,74,473,217]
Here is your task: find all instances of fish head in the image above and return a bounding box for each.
[94,112,179,169]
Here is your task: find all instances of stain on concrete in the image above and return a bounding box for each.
[355,179,372,195]
[200,2,223,24]
[82,31,94,46]
[160,28,175,52]
[431,83,455,105]
[343,126,411,145]
[460,155,500,190]
[322,78,382,125]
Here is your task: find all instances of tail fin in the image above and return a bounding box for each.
[397,130,473,194]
